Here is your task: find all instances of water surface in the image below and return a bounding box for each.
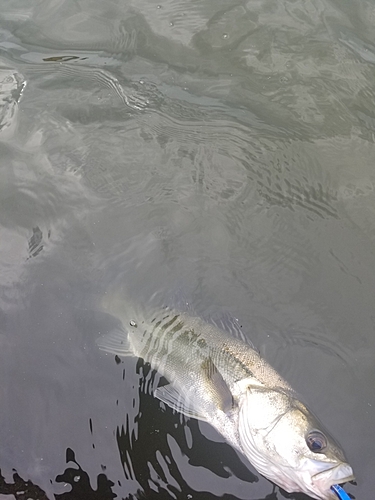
[0,0,374,498]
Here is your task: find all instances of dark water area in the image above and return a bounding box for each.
[0,0,374,498]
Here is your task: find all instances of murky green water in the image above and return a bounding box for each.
[0,0,374,498]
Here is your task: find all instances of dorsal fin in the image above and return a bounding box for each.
[210,314,255,348]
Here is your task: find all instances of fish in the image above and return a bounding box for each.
[97,291,355,500]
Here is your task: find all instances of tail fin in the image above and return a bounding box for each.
[96,328,134,357]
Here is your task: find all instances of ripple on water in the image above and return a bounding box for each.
[0,65,25,138]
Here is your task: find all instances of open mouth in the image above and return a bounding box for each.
[312,463,355,488]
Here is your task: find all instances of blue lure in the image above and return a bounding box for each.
[331,484,351,500]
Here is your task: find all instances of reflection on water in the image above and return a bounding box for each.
[115,360,259,500]
[0,448,116,500]
[1,0,375,498]
[55,449,116,500]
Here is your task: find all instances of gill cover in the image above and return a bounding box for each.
[237,384,354,498]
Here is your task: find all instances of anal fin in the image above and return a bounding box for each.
[154,385,208,422]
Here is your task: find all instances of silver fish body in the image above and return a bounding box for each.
[98,295,354,500]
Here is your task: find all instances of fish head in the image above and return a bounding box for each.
[237,383,354,499]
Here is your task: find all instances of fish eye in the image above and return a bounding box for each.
[306,430,327,452]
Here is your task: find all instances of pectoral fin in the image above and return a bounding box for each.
[201,357,233,413]
[154,385,209,422]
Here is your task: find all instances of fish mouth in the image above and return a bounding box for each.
[312,463,355,488]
